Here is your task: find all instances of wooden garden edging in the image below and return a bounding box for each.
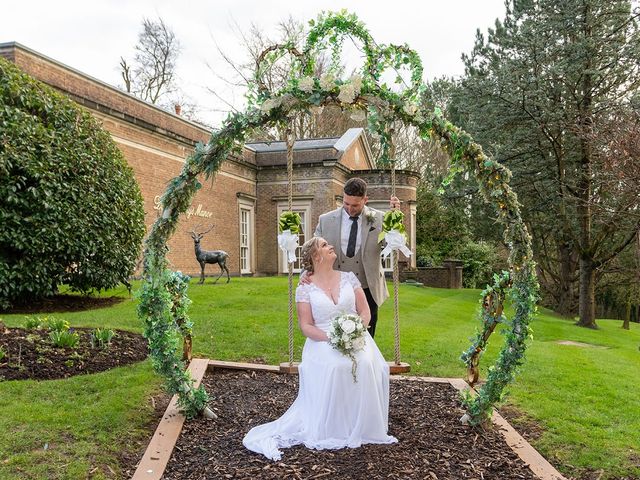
[132,359,567,480]
[132,358,210,480]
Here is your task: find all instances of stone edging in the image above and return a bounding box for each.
[132,359,567,480]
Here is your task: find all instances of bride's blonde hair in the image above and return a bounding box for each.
[300,237,323,273]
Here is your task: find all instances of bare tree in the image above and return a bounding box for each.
[208,16,344,140]
[209,14,449,179]
[120,17,180,106]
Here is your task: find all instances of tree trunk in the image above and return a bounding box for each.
[622,297,631,330]
[577,257,598,328]
[576,3,597,330]
[556,241,577,317]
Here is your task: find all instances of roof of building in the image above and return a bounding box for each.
[245,128,363,154]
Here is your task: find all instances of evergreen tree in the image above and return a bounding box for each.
[456,0,640,327]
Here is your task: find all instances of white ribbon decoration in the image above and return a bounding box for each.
[380,229,412,260]
[277,229,299,264]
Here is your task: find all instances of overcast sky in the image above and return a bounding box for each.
[2,0,507,125]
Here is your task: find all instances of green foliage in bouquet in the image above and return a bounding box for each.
[278,211,303,234]
[378,210,407,243]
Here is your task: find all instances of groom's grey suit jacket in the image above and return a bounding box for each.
[314,205,389,307]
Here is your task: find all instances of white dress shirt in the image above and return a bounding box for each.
[340,208,363,256]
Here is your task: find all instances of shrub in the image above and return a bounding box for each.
[90,328,116,348]
[0,58,145,309]
[0,346,6,362]
[49,329,80,348]
[415,244,438,268]
[453,240,502,289]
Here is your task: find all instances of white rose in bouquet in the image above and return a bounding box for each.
[340,318,356,334]
[352,336,365,351]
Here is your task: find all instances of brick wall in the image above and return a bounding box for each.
[2,42,420,279]
[400,260,463,289]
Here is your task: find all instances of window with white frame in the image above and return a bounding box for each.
[238,198,255,274]
[278,201,311,273]
[240,209,251,272]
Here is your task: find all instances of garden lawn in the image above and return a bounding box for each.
[1,277,639,479]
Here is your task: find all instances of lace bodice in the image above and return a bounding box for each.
[296,271,362,331]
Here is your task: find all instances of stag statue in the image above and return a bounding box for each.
[188,225,230,284]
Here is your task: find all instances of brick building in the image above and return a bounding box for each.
[1,42,419,277]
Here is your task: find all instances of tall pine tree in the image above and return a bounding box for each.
[455,0,640,327]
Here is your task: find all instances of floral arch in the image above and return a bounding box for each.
[137,11,538,426]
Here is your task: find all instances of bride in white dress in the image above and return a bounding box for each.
[243,237,397,461]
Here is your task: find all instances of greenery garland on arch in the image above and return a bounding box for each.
[138,10,538,425]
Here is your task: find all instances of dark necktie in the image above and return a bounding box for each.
[346,216,358,258]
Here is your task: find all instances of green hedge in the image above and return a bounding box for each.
[0,58,145,309]
[453,240,503,289]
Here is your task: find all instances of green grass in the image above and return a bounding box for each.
[0,361,160,479]
[1,277,639,479]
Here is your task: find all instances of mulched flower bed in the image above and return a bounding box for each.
[163,369,538,479]
[1,294,124,314]
[0,326,148,381]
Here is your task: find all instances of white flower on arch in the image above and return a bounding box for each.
[338,83,357,104]
[298,76,315,93]
[320,74,336,91]
[260,96,282,114]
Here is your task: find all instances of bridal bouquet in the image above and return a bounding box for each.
[328,313,367,382]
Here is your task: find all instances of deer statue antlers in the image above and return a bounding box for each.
[188,223,215,240]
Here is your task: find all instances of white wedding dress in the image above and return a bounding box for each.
[243,271,397,461]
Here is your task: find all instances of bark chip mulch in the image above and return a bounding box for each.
[0,326,148,381]
[1,294,124,314]
[163,368,538,479]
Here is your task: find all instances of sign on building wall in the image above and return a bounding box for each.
[153,195,213,219]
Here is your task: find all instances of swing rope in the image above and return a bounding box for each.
[389,135,402,366]
[286,126,295,367]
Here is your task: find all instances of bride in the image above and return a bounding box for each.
[243,236,397,461]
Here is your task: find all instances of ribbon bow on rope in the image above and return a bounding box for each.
[380,229,412,260]
[278,230,299,264]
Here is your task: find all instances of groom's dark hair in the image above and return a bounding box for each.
[344,178,368,197]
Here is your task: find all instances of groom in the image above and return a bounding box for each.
[314,178,399,338]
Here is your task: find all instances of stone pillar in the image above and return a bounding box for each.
[442,259,463,289]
